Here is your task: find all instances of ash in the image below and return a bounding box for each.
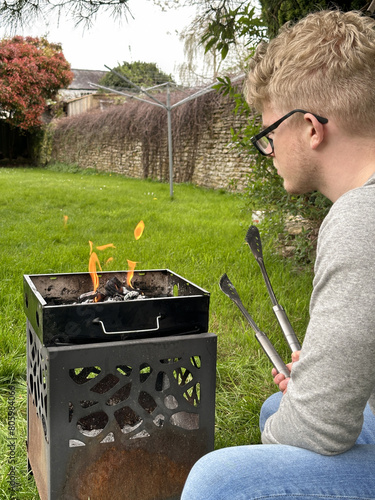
[106,289,145,302]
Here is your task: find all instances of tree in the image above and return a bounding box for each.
[0,0,131,29]
[99,61,173,89]
[259,0,367,38]
[0,36,73,129]
[200,2,266,62]
[177,7,256,86]
[154,1,266,85]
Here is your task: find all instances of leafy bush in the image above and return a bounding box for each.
[0,36,73,130]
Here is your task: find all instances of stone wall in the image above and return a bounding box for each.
[48,95,255,192]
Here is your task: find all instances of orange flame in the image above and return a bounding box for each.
[96,243,116,251]
[127,259,137,288]
[63,215,68,228]
[88,241,115,296]
[89,252,102,294]
[134,220,145,240]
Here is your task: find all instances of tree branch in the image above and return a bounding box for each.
[0,0,131,29]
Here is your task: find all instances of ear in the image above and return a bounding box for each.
[304,113,325,150]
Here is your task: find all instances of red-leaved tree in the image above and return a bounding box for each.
[0,36,73,130]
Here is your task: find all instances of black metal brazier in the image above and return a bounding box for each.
[24,269,216,500]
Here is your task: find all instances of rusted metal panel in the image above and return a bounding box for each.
[62,429,207,499]
[27,394,48,500]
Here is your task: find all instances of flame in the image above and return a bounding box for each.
[134,220,145,240]
[88,241,115,297]
[96,243,116,251]
[105,257,114,266]
[89,252,102,294]
[63,215,68,227]
[127,259,137,288]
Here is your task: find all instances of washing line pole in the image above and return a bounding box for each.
[99,66,176,197]
[91,78,175,197]
[90,69,245,199]
[166,84,173,198]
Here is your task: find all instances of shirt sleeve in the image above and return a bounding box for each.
[261,187,375,455]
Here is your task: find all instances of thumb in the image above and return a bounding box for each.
[291,350,301,363]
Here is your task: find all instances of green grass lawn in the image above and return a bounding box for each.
[0,166,313,498]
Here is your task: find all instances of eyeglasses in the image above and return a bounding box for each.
[251,109,328,156]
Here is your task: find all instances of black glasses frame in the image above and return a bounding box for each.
[251,109,328,156]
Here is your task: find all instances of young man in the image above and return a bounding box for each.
[181,9,375,499]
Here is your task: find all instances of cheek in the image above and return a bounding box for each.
[279,137,300,164]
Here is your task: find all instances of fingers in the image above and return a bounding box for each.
[273,371,290,393]
[271,350,301,393]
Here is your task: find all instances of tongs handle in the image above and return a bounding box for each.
[256,331,291,378]
[219,273,290,378]
[273,305,301,352]
[233,300,290,376]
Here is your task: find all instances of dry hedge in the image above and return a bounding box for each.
[51,88,236,179]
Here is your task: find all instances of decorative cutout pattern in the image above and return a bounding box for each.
[28,326,49,443]
[68,354,202,447]
[27,323,212,451]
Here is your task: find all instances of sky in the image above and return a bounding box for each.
[0,0,198,81]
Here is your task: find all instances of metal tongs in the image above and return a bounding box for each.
[245,225,301,353]
[219,273,290,377]
[219,225,301,377]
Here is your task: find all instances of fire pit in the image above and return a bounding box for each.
[24,269,210,345]
[24,270,216,500]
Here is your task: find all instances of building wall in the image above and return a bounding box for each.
[65,94,118,117]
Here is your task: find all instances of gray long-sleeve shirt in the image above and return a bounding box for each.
[261,173,375,455]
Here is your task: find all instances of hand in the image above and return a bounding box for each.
[272,351,300,394]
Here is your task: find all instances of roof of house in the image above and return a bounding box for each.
[69,69,108,90]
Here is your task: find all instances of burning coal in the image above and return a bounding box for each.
[78,276,145,304]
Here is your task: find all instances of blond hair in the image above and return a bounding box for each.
[245,10,375,134]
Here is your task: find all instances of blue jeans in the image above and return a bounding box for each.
[181,392,375,499]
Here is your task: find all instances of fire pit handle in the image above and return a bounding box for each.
[92,315,163,335]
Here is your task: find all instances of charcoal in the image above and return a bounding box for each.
[78,291,106,303]
[104,276,124,297]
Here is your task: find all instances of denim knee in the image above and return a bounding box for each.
[259,391,282,432]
